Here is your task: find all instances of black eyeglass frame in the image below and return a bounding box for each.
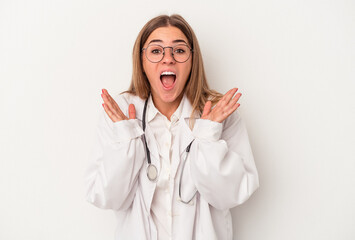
[141,44,193,63]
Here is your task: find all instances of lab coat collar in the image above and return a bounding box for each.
[180,93,200,120]
[146,94,189,123]
[146,95,159,123]
[132,92,199,122]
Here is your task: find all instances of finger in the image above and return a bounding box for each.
[228,92,242,107]
[201,101,212,119]
[226,102,241,117]
[224,88,238,103]
[128,104,136,119]
[224,101,241,118]
[218,88,238,107]
[101,91,127,121]
[101,93,116,113]
[102,89,117,108]
[101,92,125,118]
[213,90,240,122]
[102,103,120,122]
[213,102,241,123]
[103,89,126,116]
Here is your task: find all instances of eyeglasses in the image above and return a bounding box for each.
[142,44,193,63]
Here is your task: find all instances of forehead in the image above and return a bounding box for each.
[144,26,188,45]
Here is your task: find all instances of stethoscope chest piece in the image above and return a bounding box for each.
[146,163,158,182]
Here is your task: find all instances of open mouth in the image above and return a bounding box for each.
[160,71,176,89]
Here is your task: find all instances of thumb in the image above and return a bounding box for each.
[128,104,136,119]
[201,101,212,119]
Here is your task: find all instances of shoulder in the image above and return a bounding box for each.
[222,110,243,131]
[225,110,242,124]
[220,110,251,144]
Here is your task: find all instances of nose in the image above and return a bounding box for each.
[161,47,175,64]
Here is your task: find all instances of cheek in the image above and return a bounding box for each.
[142,57,155,74]
[142,60,150,78]
[141,56,147,73]
[142,63,157,86]
[182,62,192,80]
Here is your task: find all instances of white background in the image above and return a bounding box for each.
[0,0,354,239]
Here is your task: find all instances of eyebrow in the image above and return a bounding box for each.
[148,39,188,45]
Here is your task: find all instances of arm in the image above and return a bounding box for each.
[190,112,259,210]
[189,88,259,210]
[85,91,145,211]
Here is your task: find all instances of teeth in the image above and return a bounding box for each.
[161,71,176,76]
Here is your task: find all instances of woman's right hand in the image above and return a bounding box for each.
[101,89,136,122]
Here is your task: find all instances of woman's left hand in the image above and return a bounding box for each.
[201,88,241,123]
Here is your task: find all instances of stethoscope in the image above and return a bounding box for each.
[142,95,197,204]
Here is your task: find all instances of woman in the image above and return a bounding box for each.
[85,14,259,240]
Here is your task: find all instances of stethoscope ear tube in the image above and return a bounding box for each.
[142,94,148,132]
[142,95,152,165]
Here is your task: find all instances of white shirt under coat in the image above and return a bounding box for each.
[85,92,259,240]
[148,94,186,240]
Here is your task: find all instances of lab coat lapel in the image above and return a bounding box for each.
[134,96,160,170]
[178,118,195,156]
[170,96,199,180]
[171,119,194,180]
[139,123,160,212]
[144,123,160,170]
[134,96,162,212]
[177,96,200,156]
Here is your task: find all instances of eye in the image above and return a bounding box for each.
[173,45,189,55]
[151,49,161,54]
[174,48,186,54]
[149,46,162,55]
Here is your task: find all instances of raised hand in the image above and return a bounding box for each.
[201,88,241,123]
[101,89,136,123]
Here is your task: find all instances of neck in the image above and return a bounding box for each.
[151,94,183,121]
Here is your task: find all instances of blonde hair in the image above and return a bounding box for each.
[126,14,222,120]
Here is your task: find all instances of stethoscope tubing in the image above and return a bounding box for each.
[141,94,196,204]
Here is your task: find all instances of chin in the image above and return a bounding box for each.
[160,94,179,103]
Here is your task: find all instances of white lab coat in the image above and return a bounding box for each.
[85,92,259,240]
